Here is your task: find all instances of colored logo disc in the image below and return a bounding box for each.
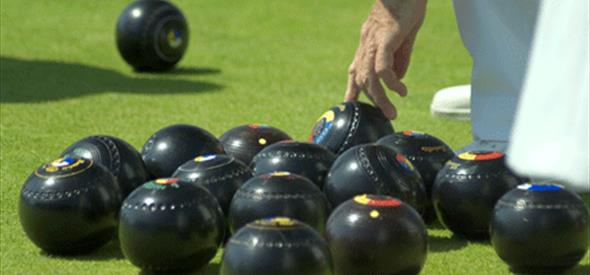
[458,151,504,161]
[166,29,183,48]
[155,178,179,185]
[402,130,426,137]
[518,183,563,191]
[354,194,401,207]
[248,124,269,129]
[310,110,335,143]
[194,155,217,162]
[144,178,180,190]
[396,154,415,171]
[35,157,92,179]
[254,217,296,227]
[271,171,291,177]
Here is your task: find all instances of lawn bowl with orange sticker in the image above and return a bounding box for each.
[432,151,522,239]
[19,157,120,254]
[221,217,333,275]
[377,130,455,223]
[220,124,292,165]
[326,194,428,275]
[118,178,225,272]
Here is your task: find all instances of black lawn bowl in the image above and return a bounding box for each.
[377,130,455,223]
[119,178,224,272]
[221,217,333,275]
[62,135,149,199]
[251,140,336,188]
[491,183,589,273]
[116,0,189,71]
[173,154,252,216]
[19,157,120,254]
[228,172,330,234]
[220,124,291,165]
[432,151,521,239]
[326,194,428,275]
[310,101,394,154]
[324,144,427,213]
[141,124,224,178]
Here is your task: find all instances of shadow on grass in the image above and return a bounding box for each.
[565,264,590,275]
[138,263,220,275]
[161,67,221,76]
[428,235,468,252]
[40,240,124,261]
[509,263,590,275]
[0,56,222,103]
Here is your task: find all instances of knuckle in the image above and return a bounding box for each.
[361,21,370,33]
[375,64,387,76]
[356,74,368,86]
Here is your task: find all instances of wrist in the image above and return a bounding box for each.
[376,0,427,23]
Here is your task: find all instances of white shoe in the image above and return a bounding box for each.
[430,84,471,120]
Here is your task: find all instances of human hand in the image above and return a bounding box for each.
[345,0,426,119]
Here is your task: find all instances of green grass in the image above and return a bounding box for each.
[1,0,588,274]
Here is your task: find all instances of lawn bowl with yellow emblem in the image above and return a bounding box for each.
[118,178,224,272]
[310,101,394,154]
[220,124,292,165]
[116,0,189,71]
[19,157,120,254]
[326,194,428,275]
[173,154,252,216]
[221,217,333,275]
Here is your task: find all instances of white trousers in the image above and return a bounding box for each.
[453,0,589,192]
